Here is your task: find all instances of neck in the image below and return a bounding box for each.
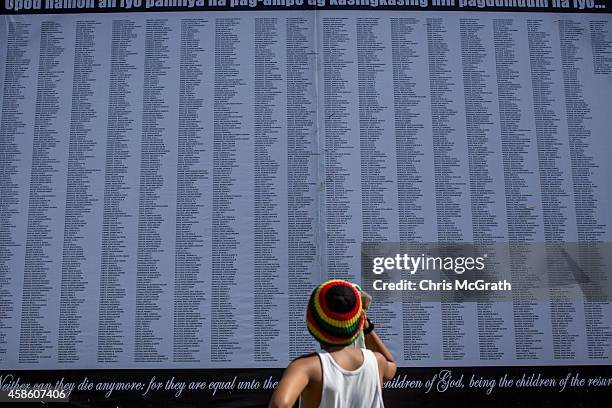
[322,344,350,352]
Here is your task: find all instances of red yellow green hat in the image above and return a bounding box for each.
[306,279,365,346]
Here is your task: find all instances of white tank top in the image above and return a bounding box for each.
[302,348,384,408]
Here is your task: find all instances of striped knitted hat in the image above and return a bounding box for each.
[306,279,365,346]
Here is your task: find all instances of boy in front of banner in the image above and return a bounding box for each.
[269,279,397,408]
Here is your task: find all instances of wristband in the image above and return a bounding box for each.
[363,318,375,335]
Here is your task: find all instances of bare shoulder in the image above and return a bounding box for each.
[372,350,386,364]
[271,353,321,408]
[288,352,321,375]
[371,350,397,381]
[372,351,388,371]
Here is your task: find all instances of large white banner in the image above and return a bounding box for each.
[0,7,611,369]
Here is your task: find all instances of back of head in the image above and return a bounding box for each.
[306,279,364,347]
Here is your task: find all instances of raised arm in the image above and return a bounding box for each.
[363,315,398,381]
